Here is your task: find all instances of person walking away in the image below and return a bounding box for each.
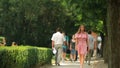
[97,35,102,57]
[62,32,69,62]
[70,35,76,62]
[86,31,95,65]
[62,32,67,62]
[92,32,98,57]
[51,28,65,66]
[75,25,89,68]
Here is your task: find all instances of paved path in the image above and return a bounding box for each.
[50,61,92,68]
[39,58,108,68]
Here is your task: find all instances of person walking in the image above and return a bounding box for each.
[51,28,65,66]
[70,35,76,62]
[62,32,68,62]
[86,30,95,65]
[92,32,97,57]
[75,25,89,68]
[97,35,102,57]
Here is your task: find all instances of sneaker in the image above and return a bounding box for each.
[57,63,60,66]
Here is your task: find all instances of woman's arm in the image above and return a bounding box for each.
[70,42,72,50]
[75,38,78,50]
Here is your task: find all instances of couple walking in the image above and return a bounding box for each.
[51,25,94,68]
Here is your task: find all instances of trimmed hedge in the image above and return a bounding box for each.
[0,46,52,68]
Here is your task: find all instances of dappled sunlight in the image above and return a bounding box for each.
[50,57,108,68]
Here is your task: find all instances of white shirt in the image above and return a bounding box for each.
[97,36,102,49]
[97,36,102,42]
[51,32,65,45]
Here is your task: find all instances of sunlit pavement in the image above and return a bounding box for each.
[50,60,91,68]
[39,57,108,68]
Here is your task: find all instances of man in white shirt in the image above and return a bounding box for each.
[51,28,65,66]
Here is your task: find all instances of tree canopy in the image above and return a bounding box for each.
[0,0,106,47]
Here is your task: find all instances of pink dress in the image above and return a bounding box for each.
[75,32,88,55]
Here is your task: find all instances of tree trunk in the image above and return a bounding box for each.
[107,0,120,68]
[103,19,109,63]
[103,36,109,63]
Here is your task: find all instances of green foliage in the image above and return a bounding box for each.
[0,0,78,46]
[0,46,52,68]
[0,0,106,46]
[77,0,107,32]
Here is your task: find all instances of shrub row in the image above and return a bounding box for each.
[0,46,52,68]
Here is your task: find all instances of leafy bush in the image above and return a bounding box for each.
[0,46,52,68]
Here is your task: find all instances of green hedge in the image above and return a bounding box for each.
[0,46,52,68]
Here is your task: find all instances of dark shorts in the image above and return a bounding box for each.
[62,45,67,53]
[71,49,76,55]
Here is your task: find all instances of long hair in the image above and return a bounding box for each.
[77,25,86,34]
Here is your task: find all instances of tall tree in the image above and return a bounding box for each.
[107,0,120,68]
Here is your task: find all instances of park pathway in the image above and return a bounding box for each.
[50,61,91,68]
[40,58,108,68]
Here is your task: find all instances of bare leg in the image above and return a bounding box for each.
[74,54,76,61]
[62,52,65,61]
[62,52,64,61]
[71,54,73,61]
[79,54,83,68]
[64,53,66,60]
[81,54,83,68]
[80,54,86,68]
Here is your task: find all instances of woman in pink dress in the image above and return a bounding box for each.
[75,25,89,68]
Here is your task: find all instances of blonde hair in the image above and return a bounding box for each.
[77,25,86,34]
